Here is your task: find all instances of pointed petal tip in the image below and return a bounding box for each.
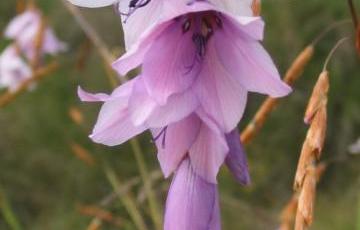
[77,86,110,102]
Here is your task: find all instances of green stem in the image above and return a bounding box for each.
[130,139,162,230]
[0,187,22,230]
[105,166,149,230]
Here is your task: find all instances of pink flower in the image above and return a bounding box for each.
[4,9,67,61]
[74,1,291,229]
[0,45,32,92]
[113,2,291,133]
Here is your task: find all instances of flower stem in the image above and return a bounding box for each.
[0,186,22,230]
[105,165,149,230]
[348,0,359,27]
[130,139,163,230]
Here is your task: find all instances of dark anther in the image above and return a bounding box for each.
[129,0,151,8]
[182,19,191,33]
[192,34,207,58]
[215,15,223,28]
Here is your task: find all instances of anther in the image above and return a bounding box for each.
[182,19,191,33]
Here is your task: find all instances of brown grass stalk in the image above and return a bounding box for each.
[31,14,46,69]
[252,0,261,16]
[293,71,329,230]
[68,106,84,125]
[70,142,96,166]
[77,204,123,227]
[0,61,59,108]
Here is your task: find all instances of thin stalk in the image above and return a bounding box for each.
[130,139,162,230]
[323,37,349,71]
[348,0,359,27]
[61,0,121,86]
[0,187,22,230]
[105,166,149,230]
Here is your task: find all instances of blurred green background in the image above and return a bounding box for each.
[0,0,359,229]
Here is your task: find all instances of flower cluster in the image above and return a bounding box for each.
[70,0,291,228]
[0,7,66,91]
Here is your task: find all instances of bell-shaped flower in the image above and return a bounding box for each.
[0,45,32,92]
[4,8,67,61]
[113,2,291,133]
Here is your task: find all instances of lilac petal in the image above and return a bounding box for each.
[78,78,135,103]
[193,42,248,133]
[42,28,67,54]
[128,77,157,126]
[215,25,292,98]
[153,114,201,177]
[78,86,111,102]
[0,45,32,92]
[225,129,251,185]
[189,112,229,184]
[164,158,221,230]
[90,101,147,146]
[145,89,199,128]
[226,16,265,41]
[4,10,39,39]
[79,79,145,146]
[112,20,172,76]
[142,22,199,105]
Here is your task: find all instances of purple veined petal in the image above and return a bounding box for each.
[145,88,199,128]
[214,23,292,98]
[164,158,221,230]
[66,0,119,7]
[193,40,248,133]
[152,114,201,177]
[225,129,251,185]
[118,0,164,50]
[112,19,173,76]
[189,111,229,184]
[4,10,40,39]
[141,22,200,105]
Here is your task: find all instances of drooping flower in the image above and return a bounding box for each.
[0,45,32,92]
[4,8,67,61]
[74,1,291,229]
